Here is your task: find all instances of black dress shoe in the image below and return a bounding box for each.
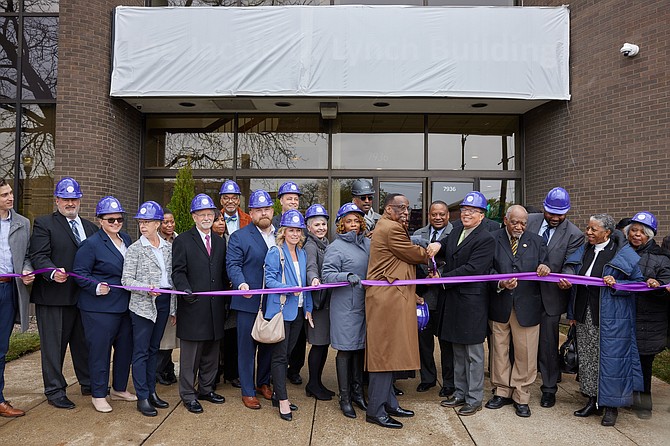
[366,415,403,429]
[574,397,602,417]
[485,395,514,410]
[305,383,333,401]
[440,395,465,408]
[601,407,618,426]
[540,392,556,408]
[458,403,482,416]
[183,400,203,414]
[137,399,158,417]
[48,396,75,410]
[230,378,242,388]
[271,396,298,411]
[288,374,303,385]
[439,387,454,398]
[393,384,404,396]
[514,402,531,417]
[416,382,436,393]
[81,386,92,396]
[149,392,169,409]
[198,392,225,404]
[385,406,414,417]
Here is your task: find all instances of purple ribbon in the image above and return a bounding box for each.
[3,269,660,296]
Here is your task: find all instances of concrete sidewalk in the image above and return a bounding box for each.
[2,346,670,445]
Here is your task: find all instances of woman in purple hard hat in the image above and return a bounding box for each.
[623,212,670,420]
[321,203,370,419]
[72,196,134,413]
[122,201,175,417]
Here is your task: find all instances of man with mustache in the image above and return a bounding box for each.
[226,190,276,410]
[29,177,97,409]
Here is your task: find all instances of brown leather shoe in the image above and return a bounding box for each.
[242,396,261,410]
[255,385,273,400]
[0,401,25,418]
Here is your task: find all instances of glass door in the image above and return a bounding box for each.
[378,180,425,234]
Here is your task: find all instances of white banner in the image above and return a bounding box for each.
[111,5,570,100]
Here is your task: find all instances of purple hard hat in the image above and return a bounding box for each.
[219,180,241,195]
[249,189,272,209]
[134,201,164,221]
[460,191,488,210]
[305,204,329,220]
[280,209,306,229]
[417,302,430,331]
[336,203,365,222]
[277,181,302,197]
[95,196,125,217]
[631,211,658,235]
[543,187,571,215]
[190,194,216,213]
[54,177,83,199]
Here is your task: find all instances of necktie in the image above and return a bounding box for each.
[205,234,211,256]
[457,230,466,245]
[225,215,237,223]
[430,229,438,243]
[510,236,518,256]
[542,226,551,244]
[70,220,81,245]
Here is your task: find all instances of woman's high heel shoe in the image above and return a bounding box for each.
[279,409,293,421]
[272,395,298,411]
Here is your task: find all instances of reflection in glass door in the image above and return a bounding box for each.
[378,181,424,234]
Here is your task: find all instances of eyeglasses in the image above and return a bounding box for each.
[138,220,156,226]
[220,195,239,202]
[357,195,374,201]
[103,217,124,224]
[389,204,410,212]
[193,212,215,219]
[460,208,483,216]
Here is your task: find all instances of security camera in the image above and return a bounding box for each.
[135,103,143,110]
[620,43,639,57]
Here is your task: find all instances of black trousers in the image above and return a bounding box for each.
[538,311,562,394]
[418,314,454,391]
[179,339,220,402]
[35,304,90,400]
[640,354,655,394]
[287,322,306,378]
[366,371,399,418]
[271,309,304,401]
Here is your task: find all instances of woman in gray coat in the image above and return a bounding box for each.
[303,204,334,401]
[121,201,175,417]
[322,203,370,419]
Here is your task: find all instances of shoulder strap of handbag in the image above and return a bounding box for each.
[259,245,287,311]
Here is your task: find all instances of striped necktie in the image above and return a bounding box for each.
[542,226,551,244]
[70,220,81,245]
[510,236,518,256]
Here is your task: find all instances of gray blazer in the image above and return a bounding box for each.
[122,236,175,322]
[8,210,33,331]
[413,223,452,310]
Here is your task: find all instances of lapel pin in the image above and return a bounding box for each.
[522,243,527,248]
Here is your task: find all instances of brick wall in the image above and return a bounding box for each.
[523,1,670,237]
[55,0,143,234]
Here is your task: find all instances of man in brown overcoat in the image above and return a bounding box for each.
[365,193,428,429]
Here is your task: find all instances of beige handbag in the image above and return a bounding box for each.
[251,247,287,344]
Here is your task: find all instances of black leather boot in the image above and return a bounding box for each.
[137,399,158,417]
[336,353,356,418]
[350,350,368,411]
[149,392,169,409]
[601,407,618,426]
[574,397,602,417]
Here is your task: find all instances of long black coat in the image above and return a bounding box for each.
[29,212,98,306]
[488,229,548,327]
[172,226,228,341]
[436,223,495,344]
[634,239,670,355]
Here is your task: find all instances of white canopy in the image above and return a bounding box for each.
[111,5,570,100]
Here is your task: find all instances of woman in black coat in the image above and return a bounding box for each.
[624,212,670,419]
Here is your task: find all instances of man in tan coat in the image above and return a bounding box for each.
[365,193,428,429]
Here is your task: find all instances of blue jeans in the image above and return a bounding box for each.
[0,282,15,403]
[130,295,170,400]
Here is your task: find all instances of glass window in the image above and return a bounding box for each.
[332,114,424,170]
[19,104,55,221]
[246,177,328,214]
[237,115,328,169]
[428,115,517,170]
[480,179,518,224]
[23,0,59,13]
[0,104,15,180]
[379,181,424,233]
[0,17,19,99]
[22,17,58,100]
[145,115,235,169]
[0,1,18,12]
[431,180,474,211]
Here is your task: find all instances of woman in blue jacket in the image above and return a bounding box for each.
[559,214,643,427]
[73,196,134,413]
[264,209,313,421]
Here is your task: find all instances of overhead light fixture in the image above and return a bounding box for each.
[275,101,292,107]
[373,102,390,108]
[471,103,488,108]
[179,102,196,108]
[320,102,338,120]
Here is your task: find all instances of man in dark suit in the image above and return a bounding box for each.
[412,200,454,396]
[427,191,495,416]
[526,187,584,408]
[485,205,550,418]
[29,177,97,409]
[226,189,275,410]
[171,194,228,414]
